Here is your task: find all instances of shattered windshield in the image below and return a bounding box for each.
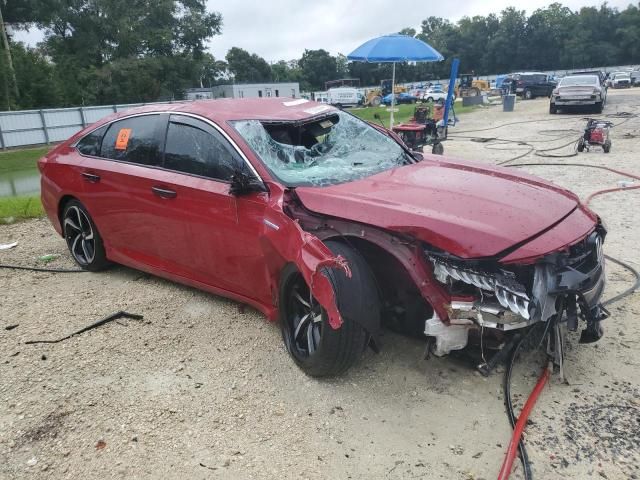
[232,110,412,187]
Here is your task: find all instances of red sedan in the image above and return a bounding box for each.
[39,98,607,376]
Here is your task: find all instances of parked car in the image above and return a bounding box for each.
[39,99,608,377]
[565,70,607,87]
[381,92,418,105]
[503,72,557,99]
[421,88,448,104]
[609,71,632,88]
[550,74,607,114]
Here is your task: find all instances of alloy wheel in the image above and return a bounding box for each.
[63,206,95,265]
[286,275,323,357]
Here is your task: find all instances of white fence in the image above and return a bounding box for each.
[0,101,183,150]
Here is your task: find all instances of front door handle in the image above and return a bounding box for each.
[81,172,101,183]
[151,186,177,199]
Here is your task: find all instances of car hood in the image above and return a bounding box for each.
[295,157,588,259]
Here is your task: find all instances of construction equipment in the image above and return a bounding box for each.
[456,74,483,97]
[365,79,408,107]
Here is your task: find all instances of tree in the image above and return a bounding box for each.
[299,49,337,91]
[3,0,223,108]
[225,47,272,83]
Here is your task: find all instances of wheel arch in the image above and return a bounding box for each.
[57,194,79,233]
[320,234,434,336]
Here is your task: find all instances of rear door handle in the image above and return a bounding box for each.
[151,186,177,199]
[81,172,100,183]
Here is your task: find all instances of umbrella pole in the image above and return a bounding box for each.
[390,62,396,128]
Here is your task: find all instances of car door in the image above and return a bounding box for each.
[78,113,170,265]
[150,114,272,303]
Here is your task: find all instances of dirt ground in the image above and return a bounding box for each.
[1,90,639,480]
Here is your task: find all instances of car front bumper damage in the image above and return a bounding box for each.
[424,230,607,356]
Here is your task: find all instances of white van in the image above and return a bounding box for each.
[327,87,362,108]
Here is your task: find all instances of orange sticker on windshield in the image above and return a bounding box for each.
[115,128,132,150]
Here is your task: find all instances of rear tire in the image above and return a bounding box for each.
[432,142,444,155]
[549,103,557,114]
[603,141,611,153]
[62,200,110,271]
[595,101,603,114]
[279,240,380,377]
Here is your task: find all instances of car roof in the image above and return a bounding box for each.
[100,98,339,125]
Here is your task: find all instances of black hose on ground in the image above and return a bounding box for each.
[0,264,86,273]
[602,254,640,306]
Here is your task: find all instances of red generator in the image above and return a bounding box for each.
[578,118,613,153]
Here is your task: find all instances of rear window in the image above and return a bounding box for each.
[559,75,599,87]
[100,115,163,166]
[522,74,547,82]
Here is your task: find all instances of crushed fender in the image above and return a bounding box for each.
[259,207,350,330]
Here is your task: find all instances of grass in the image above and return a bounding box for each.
[0,146,50,173]
[351,101,479,126]
[0,195,44,223]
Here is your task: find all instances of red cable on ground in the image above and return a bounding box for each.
[506,162,640,207]
[497,362,552,480]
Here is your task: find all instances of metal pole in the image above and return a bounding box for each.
[39,109,50,144]
[0,117,5,150]
[79,107,87,128]
[390,62,396,129]
[0,4,19,100]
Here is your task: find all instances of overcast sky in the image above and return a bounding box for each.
[13,0,632,62]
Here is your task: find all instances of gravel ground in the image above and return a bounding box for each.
[1,90,639,480]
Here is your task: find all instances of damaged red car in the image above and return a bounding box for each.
[39,98,607,377]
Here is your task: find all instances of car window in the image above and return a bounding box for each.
[560,76,599,87]
[101,115,163,166]
[76,125,108,156]
[163,115,237,181]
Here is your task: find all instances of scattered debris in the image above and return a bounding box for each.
[25,311,144,345]
[38,254,60,264]
[4,324,19,331]
[95,440,107,450]
[0,241,18,250]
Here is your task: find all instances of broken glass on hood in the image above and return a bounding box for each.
[233,110,412,187]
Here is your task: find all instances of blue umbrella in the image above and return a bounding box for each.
[347,34,443,127]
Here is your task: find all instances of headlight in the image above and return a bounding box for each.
[429,256,532,320]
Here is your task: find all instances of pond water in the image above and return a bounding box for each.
[0,168,41,198]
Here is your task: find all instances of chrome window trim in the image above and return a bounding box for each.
[73,110,265,185]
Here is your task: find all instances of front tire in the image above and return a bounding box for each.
[62,200,109,271]
[279,240,380,377]
[524,89,533,100]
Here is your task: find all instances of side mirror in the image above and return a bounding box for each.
[229,170,267,196]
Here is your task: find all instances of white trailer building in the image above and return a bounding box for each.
[186,83,300,101]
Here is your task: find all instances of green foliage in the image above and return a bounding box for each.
[0,196,44,222]
[0,147,50,173]
[3,0,222,109]
[226,47,272,83]
[299,49,338,91]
